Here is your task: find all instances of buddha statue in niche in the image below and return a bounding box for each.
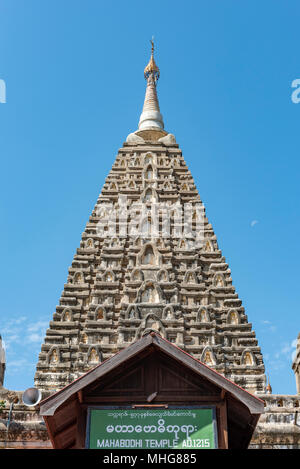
[141,285,159,303]
[142,245,155,265]
[88,348,98,363]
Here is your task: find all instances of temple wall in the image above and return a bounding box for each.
[0,387,299,449]
[250,394,300,449]
[0,388,50,449]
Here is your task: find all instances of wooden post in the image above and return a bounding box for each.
[219,398,228,449]
[76,404,86,449]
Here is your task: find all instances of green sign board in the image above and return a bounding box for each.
[86,407,217,449]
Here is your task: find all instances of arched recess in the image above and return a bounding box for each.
[140,216,153,238]
[196,307,210,323]
[162,305,175,320]
[201,346,217,366]
[203,239,214,252]
[95,306,109,321]
[144,153,155,166]
[227,310,240,325]
[47,347,60,365]
[109,181,118,191]
[133,236,142,247]
[241,350,256,367]
[137,280,164,304]
[156,238,164,248]
[61,308,73,322]
[128,179,136,190]
[102,270,115,283]
[142,187,158,203]
[213,273,225,287]
[131,269,144,282]
[157,269,169,283]
[184,270,198,284]
[81,333,89,344]
[125,305,141,320]
[178,238,187,249]
[73,271,84,284]
[108,237,121,248]
[142,244,154,264]
[136,242,162,267]
[85,238,94,249]
[86,346,103,365]
[98,207,108,219]
[163,180,172,191]
[136,314,166,339]
[141,285,159,303]
[144,164,154,181]
[192,210,198,221]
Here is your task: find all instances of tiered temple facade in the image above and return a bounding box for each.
[34,43,265,395]
[0,44,299,449]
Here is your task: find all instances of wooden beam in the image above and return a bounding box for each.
[77,390,83,404]
[219,399,228,449]
[82,395,224,403]
[43,417,56,449]
[76,405,86,449]
[53,422,77,449]
[52,417,77,438]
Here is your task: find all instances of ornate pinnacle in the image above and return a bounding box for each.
[144,39,160,82]
[265,373,272,394]
[138,39,164,131]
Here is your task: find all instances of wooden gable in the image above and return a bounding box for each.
[84,349,220,403]
[40,333,264,450]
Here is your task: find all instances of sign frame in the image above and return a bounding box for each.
[85,405,218,449]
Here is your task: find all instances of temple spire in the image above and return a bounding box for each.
[138,39,164,131]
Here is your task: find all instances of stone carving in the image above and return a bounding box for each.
[158,133,177,146]
[126,132,145,144]
[34,138,265,394]
[87,347,102,364]
[61,308,73,322]
[241,350,256,366]
[227,310,239,325]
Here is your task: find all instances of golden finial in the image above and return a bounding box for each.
[144,37,160,81]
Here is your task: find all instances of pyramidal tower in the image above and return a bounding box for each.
[35,43,265,394]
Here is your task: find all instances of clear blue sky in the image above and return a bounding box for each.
[0,0,299,394]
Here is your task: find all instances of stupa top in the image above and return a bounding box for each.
[144,39,160,81]
[127,40,177,143]
[138,39,164,131]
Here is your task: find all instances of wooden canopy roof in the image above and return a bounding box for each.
[39,332,264,449]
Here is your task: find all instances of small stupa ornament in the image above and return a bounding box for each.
[265,374,272,394]
[138,38,164,131]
